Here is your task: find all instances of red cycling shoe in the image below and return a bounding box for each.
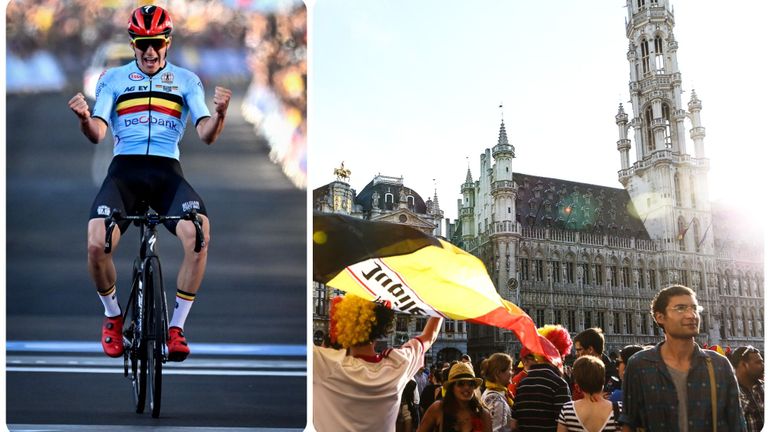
[167,326,190,362]
[102,315,124,358]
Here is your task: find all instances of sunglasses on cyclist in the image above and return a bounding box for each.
[132,37,168,52]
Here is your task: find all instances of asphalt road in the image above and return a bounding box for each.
[5,83,307,430]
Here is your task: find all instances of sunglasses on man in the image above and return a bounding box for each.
[132,37,169,52]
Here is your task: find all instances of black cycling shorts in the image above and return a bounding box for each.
[89,155,208,234]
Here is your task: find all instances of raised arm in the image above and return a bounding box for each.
[68,93,107,144]
[196,86,232,144]
[416,317,443,349]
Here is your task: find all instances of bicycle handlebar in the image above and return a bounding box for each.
[103,209,204,254]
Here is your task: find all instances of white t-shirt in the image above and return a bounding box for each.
[482,388,513,432]
[313,338,426,432]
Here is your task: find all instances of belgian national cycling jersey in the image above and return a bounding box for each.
[92,60,211,160]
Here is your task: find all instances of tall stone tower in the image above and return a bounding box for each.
[490,117,518,296]
[460,167,476,247]
[617,0,713,255]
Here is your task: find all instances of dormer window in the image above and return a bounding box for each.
[385,193,394,209]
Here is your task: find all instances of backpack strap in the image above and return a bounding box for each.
[705,356,717,432]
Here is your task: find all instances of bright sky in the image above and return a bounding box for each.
[309,0,769,225]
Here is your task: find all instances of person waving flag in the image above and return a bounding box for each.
[313,212,560,365]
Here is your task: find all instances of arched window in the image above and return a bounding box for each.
[641,38,650,75]
[550,252,561,283]
[584,310,592,330]
[519,251,530,282]
[654,36,665,73]
[644,105,654,152]
[610,257,620,287]
[662,103,672,148]
[407,195,415,209]
[594,256,604,285]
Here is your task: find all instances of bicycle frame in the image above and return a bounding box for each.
[103,208,204,418]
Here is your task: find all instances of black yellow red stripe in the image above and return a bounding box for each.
[176,289,196,301]
[115,91,183,119]
[98,284,116,296]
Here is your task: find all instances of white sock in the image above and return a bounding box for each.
[169,290,196,329]
[98,284,121,317]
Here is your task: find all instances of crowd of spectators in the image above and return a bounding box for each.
[6,0,306,188]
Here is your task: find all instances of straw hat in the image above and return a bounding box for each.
[442,362,483,389]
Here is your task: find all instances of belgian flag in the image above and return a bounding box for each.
[313,212,560,364]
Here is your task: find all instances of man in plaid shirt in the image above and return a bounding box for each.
[619,285,746,432]
[730,346,764,432]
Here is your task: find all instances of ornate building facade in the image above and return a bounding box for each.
[452,0,764,358]
[312,167,468,363]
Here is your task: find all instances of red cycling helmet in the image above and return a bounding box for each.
[127,5,173,37]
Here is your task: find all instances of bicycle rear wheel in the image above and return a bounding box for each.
[144,257,166,418]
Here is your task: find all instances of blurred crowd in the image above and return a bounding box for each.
[6,0,307,188]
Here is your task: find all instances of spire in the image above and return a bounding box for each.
[498,119,510,145]
[493,103,515,159]
[465,167,473,183]
[432,179,440,211]
[688,89,702,111]
[615,103,628,124]
[498,103,509,145]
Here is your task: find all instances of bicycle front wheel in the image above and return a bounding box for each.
[128,258,147,413]
[144,256,166,418]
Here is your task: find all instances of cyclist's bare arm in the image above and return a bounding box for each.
[196,86,232,145]
[68,93,107,144]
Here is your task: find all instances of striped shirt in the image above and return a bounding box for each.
[511,363,571,431]
[557,400,622,432]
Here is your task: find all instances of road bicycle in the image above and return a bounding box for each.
[104,208,204,418]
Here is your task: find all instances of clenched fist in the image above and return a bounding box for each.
[68,93,91,121]
[212,86,232,116]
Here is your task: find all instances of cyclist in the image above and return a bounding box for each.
[68,5,232,362]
